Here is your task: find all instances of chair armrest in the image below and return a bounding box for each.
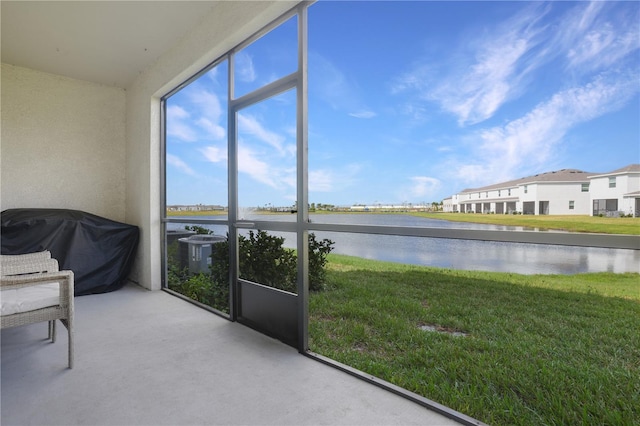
[1,258,60,276]
[0,251,51,263]
[1,270,74,297]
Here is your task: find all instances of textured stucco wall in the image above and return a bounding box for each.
[125,1,299,289]
[1,64,127,221]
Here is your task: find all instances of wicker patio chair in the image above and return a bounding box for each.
[1,251,75,368]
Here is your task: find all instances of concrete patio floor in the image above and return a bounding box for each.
[2,283,464,425]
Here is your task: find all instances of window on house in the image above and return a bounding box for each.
[569,201,575,210]
[609,177,616,188]
[582,183,589,192]
[524,185,528,194]
[508,189,511,196]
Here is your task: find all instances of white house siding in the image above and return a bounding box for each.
[590,176,618,215]
[443,197,453,212]
[589,167,640,216]
[488,187,520,214]
[520,183,539,214]
[444,167,639,217]
[531,182,591,215]
[450,195,459,212]
[619,175,639,216]
[623,192,640,218]
[461,192,481,213]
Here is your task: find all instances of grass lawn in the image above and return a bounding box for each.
[309,254,640,426]
[412,212,640,235]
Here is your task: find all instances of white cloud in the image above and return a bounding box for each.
[280,167,297,190]
[441,38,530,125]
[190,91,224,129]
[310,52,349,110]
[309,169,334,192]
[393,1,639,133]
[200,146,227,164]
[393,3,551,126]
[349,110,377,119]
[454,164,493,187]
[166,154,197,176]
[167,89,226,143]
[166,105,198,142]
[394,176,442,203]
[196,117,226,141]
[398,102,429,122]
[235,51,256,83]
[408,176,441,198]
[561,2,640,73]
[238,113,289,155]
[205,67,220,84]
[167,105,188,119]
[310,51,376,118]
[237,144,296,192]
[453,70,639,185]
[285,125,297,138]
[309,163,363,193]
[238,145,275,187]
[190,90,222,118]
[390,63,428,95]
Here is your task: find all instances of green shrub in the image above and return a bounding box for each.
[308,233,334,291]
[167,229,334,310]
[231,230,334,293]
[167,262,229,312]
[239,230,297,292]
[185,225,212,235]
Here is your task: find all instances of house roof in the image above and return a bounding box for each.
[589,164,640,178]
[459,169,596,194]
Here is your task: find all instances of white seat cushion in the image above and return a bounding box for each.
[1,283,60,316]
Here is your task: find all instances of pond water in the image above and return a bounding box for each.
[167,214,640,275]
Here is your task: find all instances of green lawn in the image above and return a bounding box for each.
[412,212,640,235]
[309,254,640,426]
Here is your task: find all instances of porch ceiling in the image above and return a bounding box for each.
[1,1,227,88]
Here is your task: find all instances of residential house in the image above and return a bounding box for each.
[589,164,640,217]
[444,166,640,216]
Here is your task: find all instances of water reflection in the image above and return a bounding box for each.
[312,233,639,275]
[167,214,640,275]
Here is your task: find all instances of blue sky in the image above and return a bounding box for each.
[166,1,639,208]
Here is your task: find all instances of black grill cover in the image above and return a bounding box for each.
[1,208,139,296]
